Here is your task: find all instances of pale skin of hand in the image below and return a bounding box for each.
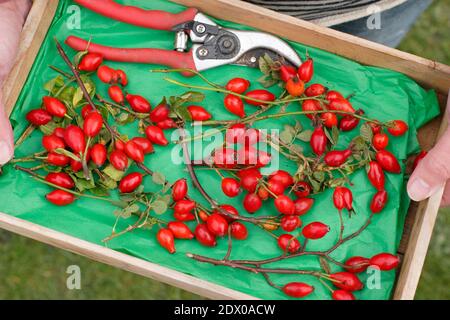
[0,0,31,165]
[407,95,450,207]
[0,1,448,207]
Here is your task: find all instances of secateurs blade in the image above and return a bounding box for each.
[65,0,302,75]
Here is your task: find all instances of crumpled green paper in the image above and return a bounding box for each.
[0,0,440,299]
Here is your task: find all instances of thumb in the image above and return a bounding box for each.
[0,95,14,165]
[407,126,450,201]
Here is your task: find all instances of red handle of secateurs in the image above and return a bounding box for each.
[74,0,198,31]
[65,36,197,75]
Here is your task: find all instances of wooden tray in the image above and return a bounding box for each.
[1,0,449,300]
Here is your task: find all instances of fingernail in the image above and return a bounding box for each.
[0,140,13,165]
[408,178,442,201]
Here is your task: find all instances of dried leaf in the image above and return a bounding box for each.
[152,172,166,185]
[296,130,313,142]
[152,200,168,215]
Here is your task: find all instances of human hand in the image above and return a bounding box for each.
[0,0,32,165]
[407,93,450,207]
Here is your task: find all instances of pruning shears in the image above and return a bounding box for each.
[66,0,302,75]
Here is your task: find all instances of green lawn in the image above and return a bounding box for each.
[0,0,448,300]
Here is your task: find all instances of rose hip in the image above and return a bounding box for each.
[47,153,70,166]
[301,99,322,119]
[269,170,294,187]
[167,221,194,240]
[310,126,327,156]
[109,150,128,171]
[286,76,305,97]
[282,282,314,298]
[330,272,363,291]
[172,178,188,201]
[278,234,300,253]
[224,94,245,118]
[279,65,297,82]
[332,290,355,300]
[206,213,229,237]
[324,149,352,167]
[187,105,212,121]
[305,83,326,97]
[344,256,369,273]
[130,137,154,154]
[119,172,143,193]
[293,181,311,198]
[231,222,248,240]
[195,224,217,247]
[245,89,275,106]
[274,195,295,215]
[145,125,169,146]
[45,172,74,189]
[124,140,145,163]
[294,198,314,215]
[387,120,408,136]
[376,150,401,173]
[157,228,175,254]
[298,58,314,83]
[333,187,353,212]
[372,133,389,150]
[90,143,107,166]
[150,103,170,122]
[369,253,399,271]
[367,161,385,191]
[226,78,250,94]
[43,96,66,118]
[221,177,241,198]
[238,168,262,193]
[78,53,103,72]
[108,85,124,104]
[83,112,103,137]
[26,109,52,126]
[173,200,195,214]
[42,135,65,152]
[64,125,86,154]
[370,190,388,213]
[46,190,75,206]
[126,94,151,113]
[243,193,262,213]
[281,215,301,232]
[302,222,330,239]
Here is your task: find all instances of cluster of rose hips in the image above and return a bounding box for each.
[282,251,399,299]
[155,178,249,253]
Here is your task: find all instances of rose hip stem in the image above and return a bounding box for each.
[14,165,126,207]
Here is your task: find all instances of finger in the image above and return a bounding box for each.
[440,182,450,208]
[407,127,450,201]
[0,94,14,165]
[0,0,31,85]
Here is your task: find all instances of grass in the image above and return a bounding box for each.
[0,0,449,300]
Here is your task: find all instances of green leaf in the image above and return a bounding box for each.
[39,121,59,135]
[152,200,168,215]
[74,178,95,192]
[174,105,192,121]
[44,75,64,93]
[279,130,294,144]
[258,56,270,75]
[313,171,325,182]
[99,174,117,190]
[125,204,140,214]
[152,172,166,185]
[73,50,88,67]
[103,164,125,182]
[72,87,84,107]
[360,123,373,142]
[58,86,76,106]
[296,130,313,142]
[332,125,340,145]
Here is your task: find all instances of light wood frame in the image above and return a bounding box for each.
[1,0,449,300]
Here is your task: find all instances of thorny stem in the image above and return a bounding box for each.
[164,77,323,106]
